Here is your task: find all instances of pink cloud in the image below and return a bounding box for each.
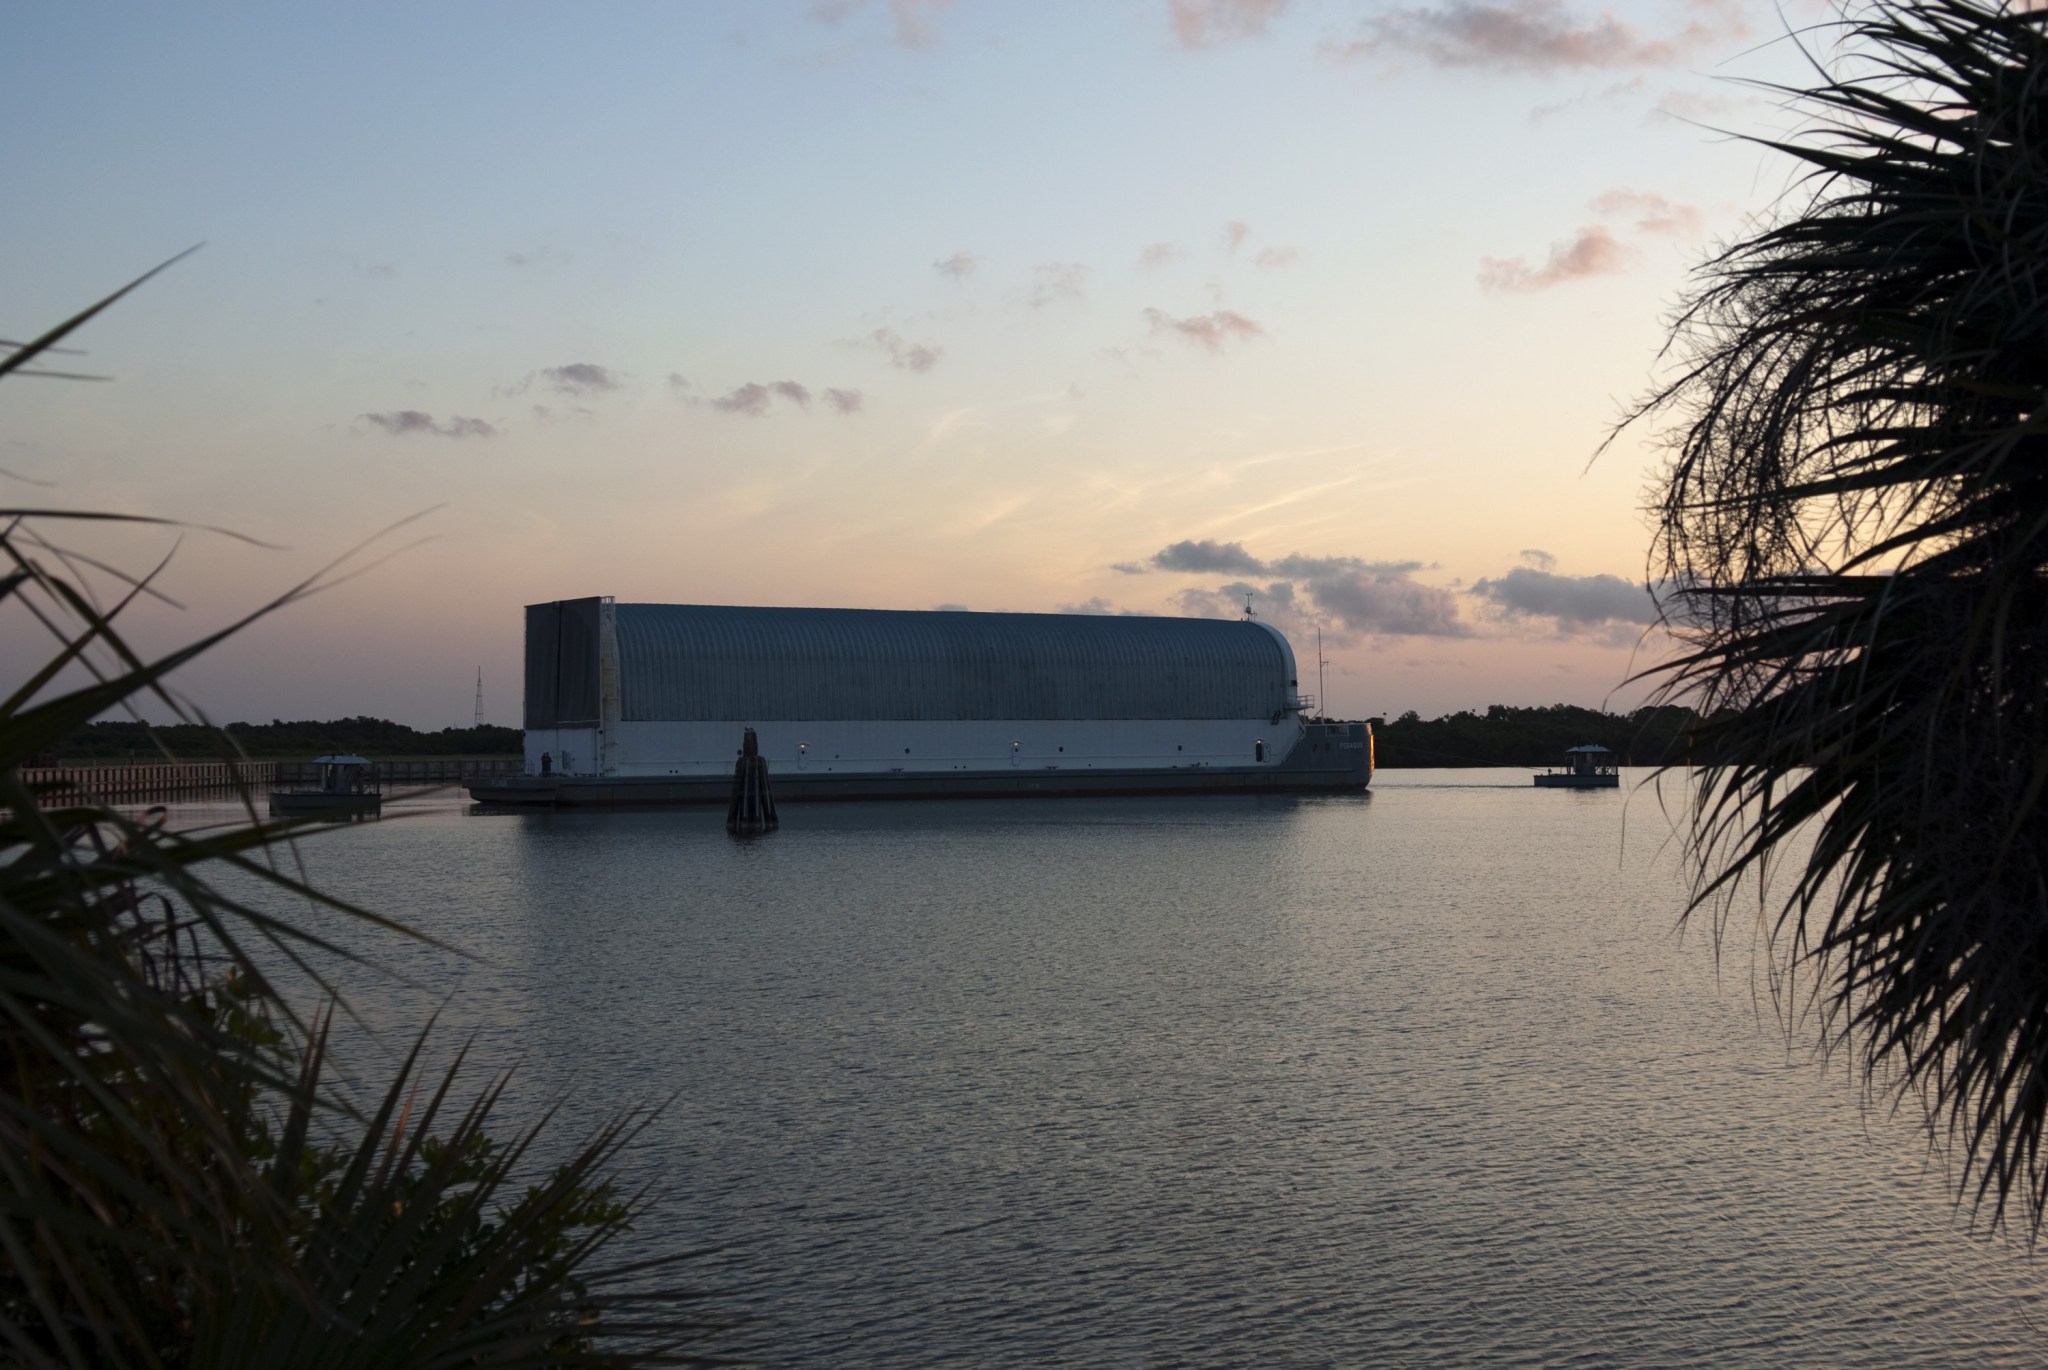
[1169,0,1288,49]
[1330,0,1742,73]
[1477,224,1632,292]
[1222,220,1251,252]
[1254,245,1299,268]
[825,387,866,414]
[1143,307,1266,351]
[1138,242,1187,268]
[933,250,977,279]
[1590,187,1702,235]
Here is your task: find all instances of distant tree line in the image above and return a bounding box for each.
[55,715,524,761]
[52,709,1708,767]
[1369,703,1706,768]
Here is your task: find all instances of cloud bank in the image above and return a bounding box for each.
[1135,541,1658,642]
[1468,566,1658,628]
[1139,540,1468,638]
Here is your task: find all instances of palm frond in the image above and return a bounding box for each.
[1630,0,2048,1233]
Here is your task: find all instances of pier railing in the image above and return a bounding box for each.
[271,759,523,789]
[19,761,276,805]
[16,758,523,806]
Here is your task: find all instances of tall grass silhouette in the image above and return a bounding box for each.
[0,263,736,1366]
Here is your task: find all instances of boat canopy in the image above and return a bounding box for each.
[313,754,372,766]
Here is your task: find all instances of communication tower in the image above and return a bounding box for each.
[473,667,484,729]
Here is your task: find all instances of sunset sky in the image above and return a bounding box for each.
[3,0,1816,728]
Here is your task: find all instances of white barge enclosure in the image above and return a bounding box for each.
[467,597,1372,805]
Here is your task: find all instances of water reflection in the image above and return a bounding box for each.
[180,774,2038,1366]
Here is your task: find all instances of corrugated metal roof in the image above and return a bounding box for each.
[610,604,1292,722]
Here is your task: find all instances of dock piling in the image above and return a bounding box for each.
[726,728,779,834]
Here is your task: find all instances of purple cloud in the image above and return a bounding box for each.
[1331,0,1742,73]
[710,383,773,416]
[868,327,943,372]
[1152,539,1267,574]
[360,410,500,439]
[541,362,621,395]
[707,380,858,416]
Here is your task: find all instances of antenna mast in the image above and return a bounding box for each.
[1317,626,1327,719]
[1243,591,1256,621]
[473,667,484,729]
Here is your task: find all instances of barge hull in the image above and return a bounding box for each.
[469,762,1366,807]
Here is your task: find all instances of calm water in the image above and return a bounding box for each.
[196,770,2041,1365]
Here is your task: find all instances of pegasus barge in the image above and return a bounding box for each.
[467,597,1372,807]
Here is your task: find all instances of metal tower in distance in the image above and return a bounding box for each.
[473,668,484,729]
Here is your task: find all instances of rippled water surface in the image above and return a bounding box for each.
[208,770,2043,1365]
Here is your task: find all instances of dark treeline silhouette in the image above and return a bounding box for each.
[1370,703,1704,768]
[58,715,523,761]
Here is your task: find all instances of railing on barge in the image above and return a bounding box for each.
[17,759,522,806]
